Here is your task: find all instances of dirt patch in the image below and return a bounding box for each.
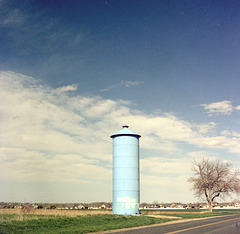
[145,214,182,219]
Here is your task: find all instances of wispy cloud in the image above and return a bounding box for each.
[121,80,144,88]
[236,105,240,111]
[200,100,233,116]
[56,84,78,92]
[101,80,144,92]
[0,2,85,59]
[100,85,116,92]
[0,7,25,27]
[196,122,216,133]
[221,130,240,138]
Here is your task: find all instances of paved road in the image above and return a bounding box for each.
[105,214,240,234]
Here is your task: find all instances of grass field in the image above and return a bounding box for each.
[1,209,240,233]
[0,214,172,234]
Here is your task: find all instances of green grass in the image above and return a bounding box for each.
[160,210,240,219]
[0,214,172,234]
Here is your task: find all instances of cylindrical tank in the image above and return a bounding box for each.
[111,125,141,215]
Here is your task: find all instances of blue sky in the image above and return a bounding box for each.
[0,0,240,203]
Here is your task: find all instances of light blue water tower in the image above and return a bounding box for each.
[111,125,141,215]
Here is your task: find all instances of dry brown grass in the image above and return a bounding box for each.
[0,208,112,217]
[140,210,208,215]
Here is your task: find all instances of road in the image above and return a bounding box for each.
[105,214,240,234]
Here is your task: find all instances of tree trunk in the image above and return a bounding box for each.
[208,201,213,212]
[208,189,213,212]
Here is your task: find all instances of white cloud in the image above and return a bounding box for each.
[196,122,216,134]
[236,105,240,111]
[200,100,233,116]
[0,147,110,184]
[125,113,196,142]
[191,136,240,154]
[56,84,78,92]
[221,130,240,138]
[1,71,239,202]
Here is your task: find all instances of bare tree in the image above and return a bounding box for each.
[188,158,240,212]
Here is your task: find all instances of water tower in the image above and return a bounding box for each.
[110,125,141,215]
